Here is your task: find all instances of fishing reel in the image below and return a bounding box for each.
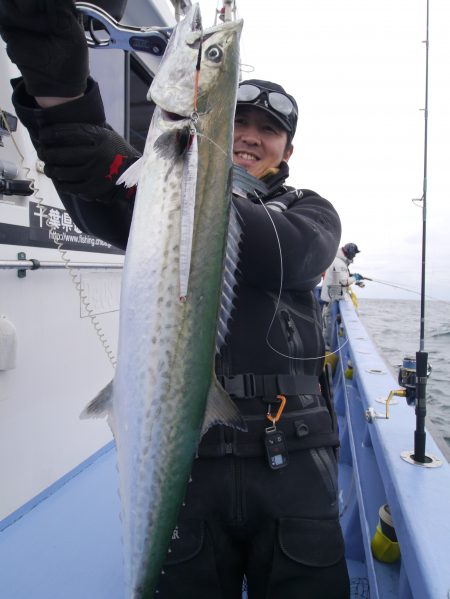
[398,356,432,405]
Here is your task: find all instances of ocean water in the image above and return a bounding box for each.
[357,299,450,458]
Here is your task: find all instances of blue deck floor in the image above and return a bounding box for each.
[0,443,369,599]
[0,446,125,599]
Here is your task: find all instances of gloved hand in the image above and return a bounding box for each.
[352,273,363,282]
[0,0,89,97]
[37,122,141,202]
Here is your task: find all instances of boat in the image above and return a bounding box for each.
[0,1,449,598]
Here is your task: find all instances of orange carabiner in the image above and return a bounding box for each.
[266,394,287,425]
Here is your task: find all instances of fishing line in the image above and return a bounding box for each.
[192,122,349,360]
[0,105,117,368]
[239,62,255,74]
[195,131,229,156]
[253,190,348,361]
[193,27,203,112]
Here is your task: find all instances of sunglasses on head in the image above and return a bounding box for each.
[236,84,296,118]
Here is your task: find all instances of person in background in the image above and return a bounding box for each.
[321,243,364,303]
[0,1,350,597]
[320,242,364,347]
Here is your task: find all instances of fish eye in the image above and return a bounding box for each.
[206,45,223,63]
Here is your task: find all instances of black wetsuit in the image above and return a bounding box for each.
[12,78,350,599]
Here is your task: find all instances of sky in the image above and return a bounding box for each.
[196,0,450,301]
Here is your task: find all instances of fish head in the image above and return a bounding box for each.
[150,4,243,124]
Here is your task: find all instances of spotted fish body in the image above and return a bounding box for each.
[84,6,243,598]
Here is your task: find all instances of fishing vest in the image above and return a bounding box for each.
[199,179,340,458]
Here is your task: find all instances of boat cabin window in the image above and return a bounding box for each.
[88,50,155,154]
[129,54,156,154]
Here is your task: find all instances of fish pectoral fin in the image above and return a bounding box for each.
[80,379,114,420]
[201,376,247,437]
[116,156,143,188]
[153,129,189,161]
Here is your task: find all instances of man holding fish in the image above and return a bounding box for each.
[0,1,350,597]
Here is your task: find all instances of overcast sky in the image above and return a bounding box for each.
[197,0,450,301]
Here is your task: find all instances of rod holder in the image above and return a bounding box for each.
[413,350,429,463]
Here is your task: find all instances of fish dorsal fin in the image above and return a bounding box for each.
[215,168,266,350]
[201,376,247,437]
[215,201,242,351]
[117,156,144,188]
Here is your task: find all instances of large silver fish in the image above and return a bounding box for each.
[83,5,243,598]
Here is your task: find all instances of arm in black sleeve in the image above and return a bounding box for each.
[234,190,341,291]
[11,77,140,249]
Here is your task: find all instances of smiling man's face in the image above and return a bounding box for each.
[233,105,293,179]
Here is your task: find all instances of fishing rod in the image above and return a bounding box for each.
[410,0,430,465]
[363,277,422,296]
[363,276,447,302]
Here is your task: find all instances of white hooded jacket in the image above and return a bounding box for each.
[320,247,357,302]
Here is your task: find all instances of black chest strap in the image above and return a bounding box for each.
[217,373,320,399]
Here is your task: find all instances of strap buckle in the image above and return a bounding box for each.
[219,373,256,398]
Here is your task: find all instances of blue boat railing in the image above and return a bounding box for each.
[333,298,450,599]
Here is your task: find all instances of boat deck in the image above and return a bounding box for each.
[0,444,124,599]
[0,441,370,599]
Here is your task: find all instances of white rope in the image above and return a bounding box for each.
[0,105,117,368]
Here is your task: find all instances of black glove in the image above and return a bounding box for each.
[37,122,141,202]
[0,0,88,97]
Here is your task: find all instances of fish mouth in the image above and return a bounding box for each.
[161,109,189,122]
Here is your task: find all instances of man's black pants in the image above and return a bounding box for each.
[156,448,350,598]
